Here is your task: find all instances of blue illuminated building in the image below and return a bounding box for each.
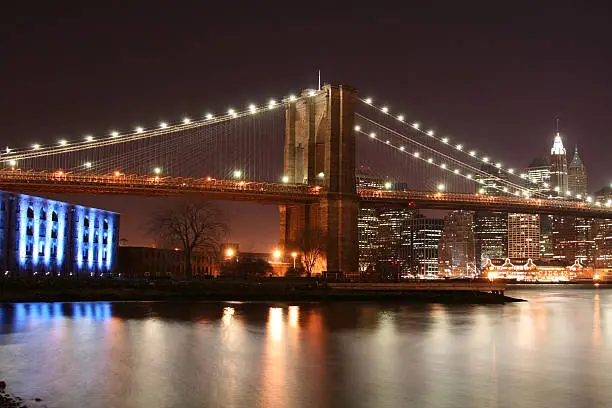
[0,190,119,277]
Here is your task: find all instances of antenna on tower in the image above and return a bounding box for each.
[556,117,560,133]
[318,70,321,90]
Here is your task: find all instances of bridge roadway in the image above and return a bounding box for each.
[0,170,610,218]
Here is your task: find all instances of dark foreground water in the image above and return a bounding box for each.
[1,288,611,408]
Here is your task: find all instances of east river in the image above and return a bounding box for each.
[1,288,611,408]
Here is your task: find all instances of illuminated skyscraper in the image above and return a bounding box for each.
[474,211,508,266]
[568,145,588,197]
[525,156,551,193]
[593,186,612,267]
[438,210,475,275]
[407,215,444,277]
[508,213,540,259]
[550,123,568,195]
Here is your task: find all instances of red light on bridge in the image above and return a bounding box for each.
[408,201,416,207]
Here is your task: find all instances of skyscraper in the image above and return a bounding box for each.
[549,124,568,195]
[525,156,551,193]
[474,211,508,266]
[593,186,612,267]
[407,215,444,277]
[508,213,540,259]
[438,210,475,275]
[568,145,588,197]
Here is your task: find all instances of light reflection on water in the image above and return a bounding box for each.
[0,289,611,408]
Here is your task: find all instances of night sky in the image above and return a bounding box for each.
[3,1,611,251]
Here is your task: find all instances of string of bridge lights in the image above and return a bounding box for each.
[1,90,322,164]
[357,96,592,202]
[354,123,607,207]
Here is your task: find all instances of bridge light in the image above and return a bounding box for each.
[440,163,446,169]
[248,105,255,114]
[135,127,144,133]
[308,90,316,97]
[508,168,515,174]
[111,131,119,137]
[183,118,191,124]
[153,167,161,175]
[495,163,502,168]
[479,188,486,194]
[442,137,449,143]
[466,174,473,179]
[503,187,508,192]
[455,144,463,150]
[469,150,476,156]
[9,159,16,166]
[427,158,433,163]
[413,151,420,157]
[454,169,459,174]
[268,99,277,109]
[543,182,549,188]
[205,113,214,120]
[437,184,445,191]
[159,122,168,129]
[32,144,40,150]
[84,135,94,142]
[282,176,289,183]
[233,170,242,179]
[354,125,361,131]
[385,140,390,144]
[399,146,405,151]
[381,106,389,113]
[482,157,489,162]
[228,108,236,116]
[384,182,392,190]
[365,97,373,104]
[577,194,582,199]
[587,196,593,202]
[427,130,434,136]
[84,162,92,168]
[288,94,297,102]
[412,122,420,129]
[397,115,404,121]
[369,132,376,138]
[59,139,68,146]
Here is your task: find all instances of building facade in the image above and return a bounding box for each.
[474,211,508,267]
[438,210,475,275]
[407,216,444,277]
[508,213,540,259]
[118,246,218,278]
[568,145,588,197]
[550,129,568,195]
[525,156,551,193]
[0,190,119,277]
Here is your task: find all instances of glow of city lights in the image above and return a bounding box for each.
[354,125,361,131]
[412,122,420,129]
[159,122,168,129]
[508,168,515,174]
[113,171,121,177]
[427,130,434,136]
[365,97,373,104]
[369,132,376,138]
[577,194,582,199]
[282,176,289,183]
[587,196,593,202]
[84,162,92,168]
[153,167,161,175]
[397,115,404,121]
[85,135,94,142]
[384,181,392,189]
[183,118,191,124]
[495,163,502,168]
[228,108,236,116]
[233,170,242,179]
[135,127,144,133]
[110,131,119,137]
[437,184,445,191]
[32,144,40,150]
[59,139,67,146]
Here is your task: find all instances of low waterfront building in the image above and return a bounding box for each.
[0,190,119,277]
[484,257,593,282]
[118,246,217,278]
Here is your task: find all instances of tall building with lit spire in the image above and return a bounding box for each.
[568,145,588,197]
[549,120,568,195]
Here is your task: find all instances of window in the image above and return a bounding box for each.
[39,221,46,237]
[39,241,45,256]
[40,208,46,221]
[84,230,89,243]
[82,246,88,259]
[103,231,108,244]
[27,206,34,219]
[84,216,89,228]
[52,211,58,222]
[51,224,58,239]
[103,219,109,230]
[26,220,34,236]
[26,239,33,255]
[51,242,58,257]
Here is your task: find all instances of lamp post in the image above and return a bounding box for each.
[291,252,297,269]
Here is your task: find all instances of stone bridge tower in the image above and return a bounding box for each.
[280,84,358,276]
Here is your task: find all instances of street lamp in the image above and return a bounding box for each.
[291,251,297,268]
[225,248,235,259]
[273,249,282,260]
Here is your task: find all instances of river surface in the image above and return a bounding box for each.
[1,287,611,408]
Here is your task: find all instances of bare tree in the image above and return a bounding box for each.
[292,228,326,277]
[148,200,228,279]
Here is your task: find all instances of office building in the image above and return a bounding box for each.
[525,156,551,193]
[0,190,119,277]
[407,215,444,277]
[508,213,540,259]
[474,211,508,267]
[550,127,568,195]
[568,145,588,197]
[438,210,475,275]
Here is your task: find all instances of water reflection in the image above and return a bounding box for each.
[0,291,611,408]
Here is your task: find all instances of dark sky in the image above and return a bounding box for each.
[2,1,611,250]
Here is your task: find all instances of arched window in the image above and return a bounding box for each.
[52,211,58,222]
[40,208,47,220]
[103,219,109,230]
[27,206,34,219]
[84,230,89,243]
[84,216,89,228]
